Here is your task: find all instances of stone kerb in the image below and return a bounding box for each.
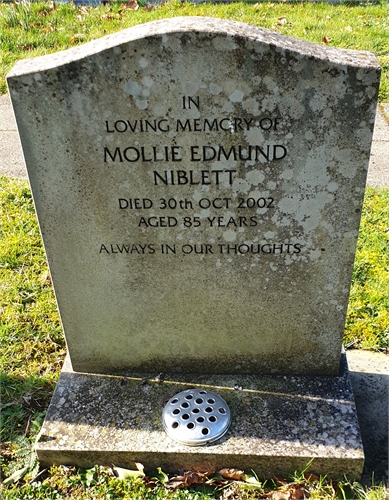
[6,17,381,377]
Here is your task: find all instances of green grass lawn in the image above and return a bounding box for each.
[1,177,388,498]
[0,0,389,100]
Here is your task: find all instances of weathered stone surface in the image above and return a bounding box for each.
[7,18,381,376]
[35,354,364,480]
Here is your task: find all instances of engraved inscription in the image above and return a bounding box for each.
[99,95,305,257]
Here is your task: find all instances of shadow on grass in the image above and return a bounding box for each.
[0,372,57,442]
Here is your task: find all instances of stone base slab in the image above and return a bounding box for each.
[36,354,364,480]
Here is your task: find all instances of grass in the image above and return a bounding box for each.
[0,0,388,100]
[0,179,65,444]
[1,176,388,497]
[1,462,388,499]
[345,187,389,350]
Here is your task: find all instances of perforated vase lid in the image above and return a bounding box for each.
[162,388,231,446]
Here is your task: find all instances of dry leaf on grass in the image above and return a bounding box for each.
[123,0,139,10]
[290,486,306,499]
[269,491,290,500]
[134,462,145,473]
[166,470,213,489]
[42,25,54,33]
[268,484,307,500]
[113,462,145,480]
[303,472,319,481]
[218,468,244,481]
[69,34,84,44]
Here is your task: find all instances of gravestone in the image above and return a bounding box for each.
[7,17,380,479]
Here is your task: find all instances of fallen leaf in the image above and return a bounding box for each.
[42,25,54,33]
[218,468,244,481]
[144,480,157,488]
[0,443,13,460]
[69,34,84,44]
[49,1,56,11]
[290,486,305,499]
[182,471,207,485]
[3,466,30,485]
[166,470,212,489]
[304,472,319,481]
[166,479,185,490]
[134,462,144,473]
[270,491,290,500]
[277,17,287,25]
[221,483,244,498]
[127,0,139,10]
[322,36,332,44]
[113,465,145,480]
[207,476,229,487]
[243,474,263,487]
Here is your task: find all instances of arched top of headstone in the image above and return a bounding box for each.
[7,16,379,79]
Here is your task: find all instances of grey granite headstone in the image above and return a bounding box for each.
[7,16,380,479]
[6,17,380,377]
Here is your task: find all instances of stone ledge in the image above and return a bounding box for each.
[36,354,364,481]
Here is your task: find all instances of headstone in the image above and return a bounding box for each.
[7,17,380,479]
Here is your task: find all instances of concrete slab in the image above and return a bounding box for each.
[35,353,364,481]
[0,93,17,130]
[0,94,26,178]
[347,350,388,486]
[367,104,389,188]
